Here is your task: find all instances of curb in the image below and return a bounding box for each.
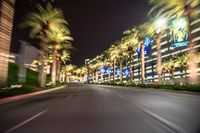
[0,85,66,105]
[96,84,200,95]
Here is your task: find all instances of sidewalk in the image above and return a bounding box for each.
[0,85,66,105]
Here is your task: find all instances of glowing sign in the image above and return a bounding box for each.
[100,68,105,74]
[109,68,113,74]
[106,68,111,74]
[137,36,152,57]
[123,68,130,76]
[168,17,189,47]
[116,68,120,76]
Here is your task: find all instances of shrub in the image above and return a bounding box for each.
[26,68,39,86]
[7,63,19,85]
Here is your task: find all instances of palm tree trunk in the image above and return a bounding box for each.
[66,76,69,83]
[96,70,98,83]
[141,41,145,84]
[129,51,133,82]
[51,51,57,86]
[84,73,86,83]
[163,72,166,84]
[156,33,162,84]
[39,50,46,88]
[63,74,66,82]
[56,60,61,81]
[92,70,95,83]
[186,10,199,84]
[113,61,116,83]
[108,72,111,84]
[172,70,174,83]
[87,67,90,83]
[101,71,103,83]
[120,60,123,83]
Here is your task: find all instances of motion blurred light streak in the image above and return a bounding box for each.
[0,0,15,87]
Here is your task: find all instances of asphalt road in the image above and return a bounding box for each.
[0,84,200,133]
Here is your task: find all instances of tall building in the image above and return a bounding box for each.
[88,16,200,84]
[0,0,15,87]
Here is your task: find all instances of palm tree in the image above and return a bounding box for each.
[91,58,103,83]
[96,60,105,83]
[107,44,118,83]
[81,66,87,83]
[176,54,189,79]
[47,29,73,86]
[21,3,68,87]
[56,49,72,81]
[162,61,171,83]
[148,0,200,84]
[62,64,76,83]
[75,68,82,82]
[110,41,128,83]
[136,22,155,84]
[103,54,113,83]
[89,63,96,83]
[79,66,87,83]
[170,60,176,82]
[121,27,138,82]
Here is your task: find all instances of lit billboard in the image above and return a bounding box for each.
[137,36,152,57]
[168,17,189,47]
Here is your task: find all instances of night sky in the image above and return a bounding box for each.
[11,0,149,66]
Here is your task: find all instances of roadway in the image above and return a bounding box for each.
[0,84,200,133]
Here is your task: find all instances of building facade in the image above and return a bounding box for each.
[87,16,200,84]
[0,0,15,87]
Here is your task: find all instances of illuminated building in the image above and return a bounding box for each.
[0,0,15,87]
[87,16,200,84]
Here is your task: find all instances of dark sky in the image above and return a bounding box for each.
[11,0,149,66]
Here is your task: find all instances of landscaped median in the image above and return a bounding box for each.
[0,84,66,104]
[100,82,200,93]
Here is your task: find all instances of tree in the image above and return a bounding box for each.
[74,68,82,82]
[109,41,128,83]
[107,44,118,83]
[62,64,76,83]
[121,28,138,82]
[79,66,87,83]
[136,22,155,84]
[103,53,113,84]
[96,60,105,83]
[162,61,170,83]
[21,3,68,87]
[176,54,189,79]
[148,0,200,84]
[47,29,73,86]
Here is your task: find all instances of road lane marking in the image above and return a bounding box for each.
[4,109,48,133]
[141,108,187,133]
[115,93,187,133]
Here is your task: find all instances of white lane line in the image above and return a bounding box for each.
[4,109,48,133]
[116,94,187,133]
[141,108,187,133]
